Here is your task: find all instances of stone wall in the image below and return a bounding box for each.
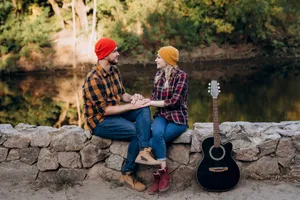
[0,122,300,189]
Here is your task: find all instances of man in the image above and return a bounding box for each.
[82,38,159,192]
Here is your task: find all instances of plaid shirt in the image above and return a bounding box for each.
[151,67,188,125]
[82,65,125,131]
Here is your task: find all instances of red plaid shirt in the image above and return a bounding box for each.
[151,67,188,125]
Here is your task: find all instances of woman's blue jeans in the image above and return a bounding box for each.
[149,116,187,160]
[93,107,151,174]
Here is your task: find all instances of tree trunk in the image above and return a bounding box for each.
[88,0,97,58]
[73,74,82,127]
[47,0,65,29]
[72,0,77,68]
[75,0,89,32]
[11,0,17,10]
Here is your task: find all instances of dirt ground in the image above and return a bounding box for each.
[0,178,300,200]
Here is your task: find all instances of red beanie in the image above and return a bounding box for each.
[94,38,117,60]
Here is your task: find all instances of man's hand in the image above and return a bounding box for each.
[131,98,150,110]
[130,93,144,104]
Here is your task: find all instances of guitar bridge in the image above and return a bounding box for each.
[209,167,228,172]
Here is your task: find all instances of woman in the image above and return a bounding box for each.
[136,46,188,194]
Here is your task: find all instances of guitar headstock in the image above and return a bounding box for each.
[208,80,220,98]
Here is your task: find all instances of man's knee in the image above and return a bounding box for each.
[140,106,150,115]
[127,124,137,137]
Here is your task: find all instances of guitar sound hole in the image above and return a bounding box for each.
[209,146,225,161]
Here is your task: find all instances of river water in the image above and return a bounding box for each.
[0,58,299,128]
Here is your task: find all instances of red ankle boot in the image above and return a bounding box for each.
[148,172,160,195]
[158,167,170,192]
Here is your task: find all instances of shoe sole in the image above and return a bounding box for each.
[158,178,171,192]
[148,191,158,195]
[120,178,146,192]
[159,185,169,192]
[135,159,161,165]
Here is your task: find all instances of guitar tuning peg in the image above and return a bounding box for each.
[208,83,211,86]
[218,86,220,89]
[217,83,220,85]
[208,87,211,89]
[219,90,221,93]
[208,90,210,93]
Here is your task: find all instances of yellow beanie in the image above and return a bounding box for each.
[158,46,179,66]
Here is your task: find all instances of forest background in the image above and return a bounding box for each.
[0,0,299,72]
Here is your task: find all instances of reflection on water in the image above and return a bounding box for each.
[0,59,300,129]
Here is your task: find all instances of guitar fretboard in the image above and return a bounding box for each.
[213,98,220,148]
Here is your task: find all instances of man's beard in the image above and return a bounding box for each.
[108,57,118,65]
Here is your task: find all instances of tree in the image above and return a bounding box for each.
[75,0,88,32]
[47,0,65,29]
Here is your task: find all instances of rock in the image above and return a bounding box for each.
[84,130,92,139]
[37,148,59,171]
[289,165,300,181]
[172,165,196,190]
[19,147,40,165]
[56,168,87,182]
[219,122,244,139]
[258,139,279,156]
[0,160,38,182]
[86,163,120,181]
[173,129,192,144]
[293,134,300,151]
[137,165,156,184]
[191,123,213,152]
[189,152,202,168]
[166,158,180,173]
[0,147,8,162]
[294,154,300,165]
[235,147,260,161]
[30,126,56,147]
[276,138,296,167]
[14,123,37,130]
[80,144,109,168]
[58,152,82,168]
[105,154,124,171]
[0,124,13,132]
[167,144,190,165]
[245,156,279,178]
[6,149,20,161]
[51,126,87,151]
[230,138,253,150]
[3,134,30,148]
[109,141,128,158]
[37,171,58,182]
[0,124,14,144]
[91,136,112,149]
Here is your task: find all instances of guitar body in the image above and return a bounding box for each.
[196,137,240,192]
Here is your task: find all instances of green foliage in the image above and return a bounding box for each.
[0,6,59,69]
[0,0,299,70]
[0,0,13,25]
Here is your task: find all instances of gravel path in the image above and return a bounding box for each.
[0,179,299,200]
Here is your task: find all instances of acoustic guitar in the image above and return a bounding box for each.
[196,80,240,192]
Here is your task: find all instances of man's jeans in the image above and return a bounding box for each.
[149,116,187,160]
[93,107,151,174]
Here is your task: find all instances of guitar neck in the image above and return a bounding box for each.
[213,98,220,147]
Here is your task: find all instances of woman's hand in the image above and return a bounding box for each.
[130,93,144,104]
[131,98,150,109]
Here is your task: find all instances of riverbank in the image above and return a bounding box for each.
[0,29,299,74]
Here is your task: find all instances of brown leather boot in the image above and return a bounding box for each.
[120,172,146,192]
[148,171,160,195]
[158,167,171,192]
[135,147,161,165]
